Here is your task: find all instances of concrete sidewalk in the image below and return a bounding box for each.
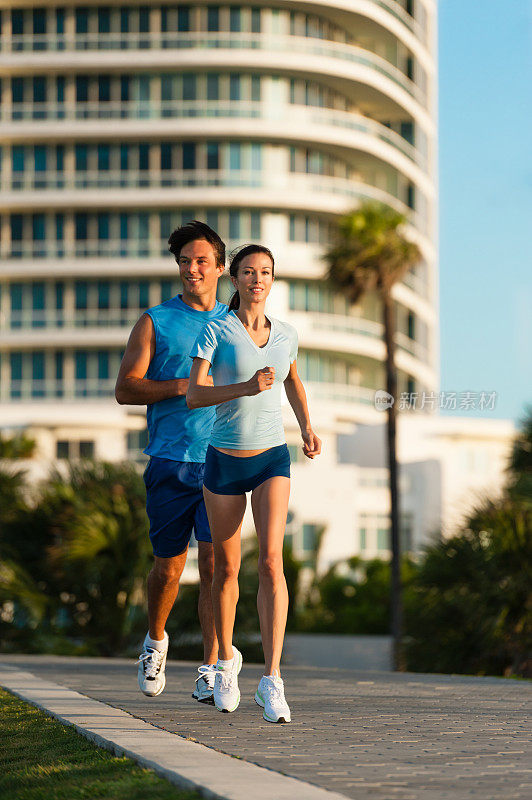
[1,655,531,800]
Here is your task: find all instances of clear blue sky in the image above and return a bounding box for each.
[438,0,532,423]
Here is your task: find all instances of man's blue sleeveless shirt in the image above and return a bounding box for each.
[144,295,228,463]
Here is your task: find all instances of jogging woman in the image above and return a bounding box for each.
[186,244,321,723]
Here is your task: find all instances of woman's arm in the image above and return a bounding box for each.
[284,361,322,459]
[186,357,275,409]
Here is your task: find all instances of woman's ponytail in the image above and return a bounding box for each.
[228,290,240,311]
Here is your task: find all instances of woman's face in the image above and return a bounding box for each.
[232,252,274,305]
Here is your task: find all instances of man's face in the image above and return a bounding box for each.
[178,239,224,297]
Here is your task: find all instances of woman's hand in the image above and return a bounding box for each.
[246,367,275,396]
[301,428,322,459]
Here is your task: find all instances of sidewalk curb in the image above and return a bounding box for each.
[0,665,348,800]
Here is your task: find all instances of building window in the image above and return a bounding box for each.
[207,6,219,31]
[230,7,241,32]
[359,528,367,550]
[207,74,219,101]
[302,523,319,553]
[376,528,389,551]
[207,143,219,170]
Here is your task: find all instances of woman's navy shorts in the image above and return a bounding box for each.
[203,444,291,495]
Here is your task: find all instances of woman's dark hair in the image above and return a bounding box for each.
[228,244,275,312]
[168,220,225,266]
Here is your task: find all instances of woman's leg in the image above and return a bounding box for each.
[203,486,247,661]
[251,476,291,676]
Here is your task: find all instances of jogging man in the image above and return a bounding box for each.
[115,221,227,702]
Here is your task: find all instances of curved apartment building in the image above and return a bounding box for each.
[0,1,439,561]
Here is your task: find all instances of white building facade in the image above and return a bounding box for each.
[0,1,514,574]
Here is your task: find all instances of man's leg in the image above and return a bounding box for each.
[147,550,189,641]
[197,541,218,665]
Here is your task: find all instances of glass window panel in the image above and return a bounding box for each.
[302,524,317,551]
[160,143,172,170]
[75,351,87,379]
[56,440,69,459]
[377,528,389,550]
[75,8,89,34]
[10,352,23,380]
[183,74,196,101]
[12,10,24,36]
[120,213,129,240]
[207,143,219,170]
[120,8,129,33]
[76,76,89,102]
[33,77,46,103]
[79,441,95,458]
[250,211,260,239]
[56,145,64,172]
[10,284,23,310]
[56,8,65,35]
[229,143,241,170]
[75,144,88,171]
[139,143,149,170]
[230,7,241,32]
[251,8,261,33]
[99,76,111,102]
[120,75,130,102]
[229,74,240,101]
[12,78,24,104]
[75,281,88,309]
[32,351,45,380]
[251,143,261,170]
[182,143,196,169]
[120,144,129,171]
[75,213,87,240]
[206,210,218,231]
[178,6,190,31]
[139,281,150,307]
[207,6,219,31]
[97,213,109,241]
[12,146,25,172]
[11,215,24,241]
[97,350,109,378]
[120,281,129,309]
[360,528,366,550]
[138,213,149,239]
[229,210,240,239]
[138,6,150,32]
[55,282,64,310]
[32,214,45,241]
[32,282,45,309]
[97,144,110,171]
[33,9,47,35]
[55,351,63,379]
[207,74,219,100]
[98,7,111,34]
[251,75,261,101]
[98,282,110,309]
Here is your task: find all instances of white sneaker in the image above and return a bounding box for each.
[192,664,216,704]
[213,646,243,713]
[255,673,291,723]
[137,634,168,697]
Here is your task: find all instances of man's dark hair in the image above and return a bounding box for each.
[167,220,225,266]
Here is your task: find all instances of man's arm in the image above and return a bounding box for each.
[115,313,188,405]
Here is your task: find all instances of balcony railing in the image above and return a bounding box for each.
[2,172,425,234]
[2,33,424,104]
[2,309,144,329]
[2,102,423,167]
[0,308,428,363]
[305,382,377,406]
[2,101,424,168]
[5,378,116,400]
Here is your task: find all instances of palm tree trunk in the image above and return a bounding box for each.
[382,292,403,670]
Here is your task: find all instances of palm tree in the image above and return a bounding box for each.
[324,201,422,669]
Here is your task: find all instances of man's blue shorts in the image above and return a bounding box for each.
[143,456,211,558]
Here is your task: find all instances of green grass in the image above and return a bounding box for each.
[0,688,203,800]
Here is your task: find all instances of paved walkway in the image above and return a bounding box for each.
[1,655,531,800]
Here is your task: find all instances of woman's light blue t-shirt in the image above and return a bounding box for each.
[190,310,298,449]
